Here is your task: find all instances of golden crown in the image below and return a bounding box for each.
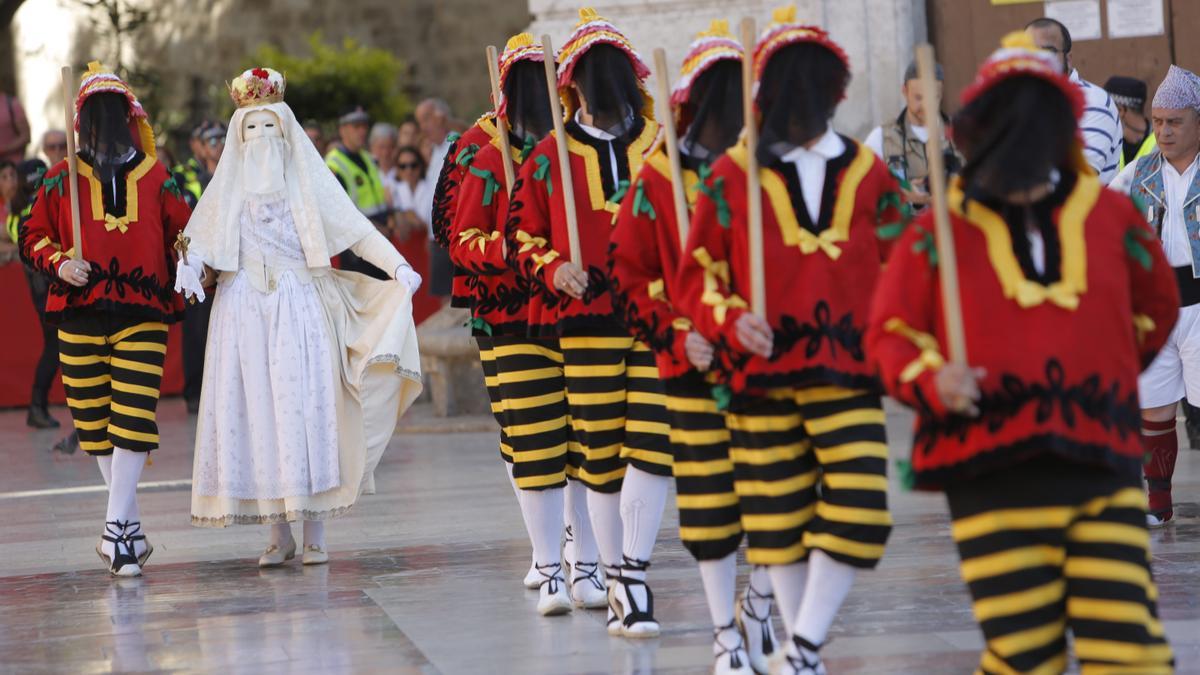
[228,67,286,108]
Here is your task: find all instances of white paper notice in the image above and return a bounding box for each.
[1107,0,1165,38]
[1044,0,1103,41]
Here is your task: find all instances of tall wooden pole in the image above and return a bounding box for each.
[540,35,582,265]
[740,18,765,317]
[915,44,967,364]
[485,45,517,194]
[651,48,691,246]
[61,66,82,261]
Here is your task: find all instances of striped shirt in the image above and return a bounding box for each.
[1072,70,1122,185]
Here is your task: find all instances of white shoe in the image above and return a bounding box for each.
[611,559,660,639]
[738,582,779,674]
[571,561,608,608]
[258,538,297,568]
[98,520,147,577]
[713,622,754,674]
[1147,512,1173,528]
[523,561,541,589]
[535,562,572,616]
[301,544,329,566]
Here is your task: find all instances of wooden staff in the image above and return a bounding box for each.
[740,18,765,317]
[61,66,82,261]
[540,34,582,265]
[915,44,966,364]
[651,49,691,246]
[485,45,517,194]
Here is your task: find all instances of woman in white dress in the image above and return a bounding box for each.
[176,68,423,566]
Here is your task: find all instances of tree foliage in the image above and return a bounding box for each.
[247,33,411,125]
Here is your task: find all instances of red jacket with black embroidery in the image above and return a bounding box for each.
[506,117,660,335]
[674,136,906,393]
[448,139,531,336]
[866,174,1178,490]
[19,153,191,324]
[610,145,704,379]
[432,115,501,310]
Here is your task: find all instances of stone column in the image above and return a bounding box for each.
[527,0,926,138]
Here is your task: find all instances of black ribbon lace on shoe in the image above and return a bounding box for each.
[572,561,605,594]
[616,555,656,629]
[713,620,748,670]
[535,562,565,595]
[740,577,777,656]
[786,635,826,675]
[102,520,145,574]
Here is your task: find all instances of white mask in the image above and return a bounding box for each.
[241,109,287,194]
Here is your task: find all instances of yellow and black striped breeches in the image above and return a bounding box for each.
[58,317,168,455]
[725,386,891,567]
[494,337,575,490]
[476,336,514,463]
[560,336,672,493]
[946,457,1173,675]
[665,372,742,561]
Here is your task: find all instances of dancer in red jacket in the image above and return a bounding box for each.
[868,33,1177,674]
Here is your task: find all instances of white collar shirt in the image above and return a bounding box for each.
[780,128,846,223]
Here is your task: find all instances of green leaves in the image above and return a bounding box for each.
[248,32,411,125]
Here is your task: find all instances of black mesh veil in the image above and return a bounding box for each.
[78,92,135,161]
[680,60,743,160]
[755,42,849,165]
[504,59,554,142]
[569,44,644,137]
[952,76,1077,201]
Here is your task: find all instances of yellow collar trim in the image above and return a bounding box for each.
[727,138,874,260]
[566,119,661,215]
[948,174,1099,311]
[645,147,701,208]
[76,154,157,234]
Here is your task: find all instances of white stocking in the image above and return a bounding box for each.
[586,488,623,568]
[504,463,537,566]
[566,479,599,564]
[746,564,774,616]
[303,520,326,550]
[619,466,668,573]
[793,550,856,646]
[699,553,738,649]
[269,522,293,547]
[523,487,565,566]
[96,455,112,488]
[767,562,808,637]
[101,447,146,559]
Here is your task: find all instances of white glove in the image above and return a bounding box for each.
[396,263,422,297]
[174,257,207,303]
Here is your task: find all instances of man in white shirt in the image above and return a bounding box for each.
[416,98,455,297]
[1111,64,1200,527]
[863,60,962,212]
[1027,18,1122,184]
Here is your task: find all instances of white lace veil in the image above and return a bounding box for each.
[184,101,375,271]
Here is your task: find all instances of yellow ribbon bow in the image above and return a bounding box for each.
[514,229,548,254]
[692,247,747,325]
[1014,280,1079,311]
[884,317,947,383]
[459,228,500,254]
[797,230,843,260]
[104,213,130,234]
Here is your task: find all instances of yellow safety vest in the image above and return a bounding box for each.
[1118,133,1157,172]
[172,157,204,202]
[325,146,388,216]
[5,211,18,244]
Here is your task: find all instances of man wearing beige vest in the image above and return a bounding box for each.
[864,60,963,214]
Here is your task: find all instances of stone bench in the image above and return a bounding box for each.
[415,304,491,417]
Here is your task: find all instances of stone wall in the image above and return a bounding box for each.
[528,0,927,139]
[11,0,531,148]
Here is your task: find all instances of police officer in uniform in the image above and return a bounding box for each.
[326,105,391,279]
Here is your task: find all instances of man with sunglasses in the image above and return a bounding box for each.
[1026,17,1122,185]
[41,130,68,167]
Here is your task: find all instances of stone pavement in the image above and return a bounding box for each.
[0,400,1196,674]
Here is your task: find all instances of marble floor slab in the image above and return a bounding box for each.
[0,400,1196,674]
